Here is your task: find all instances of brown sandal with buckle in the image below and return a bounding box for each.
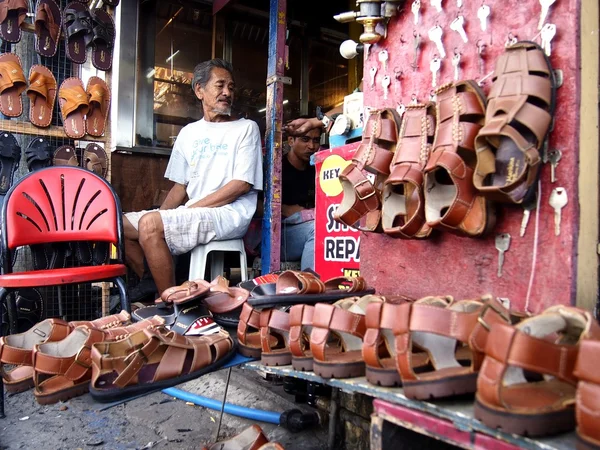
[424,80,494,237]
[0,53,25,117]
[335,108,402,232]
[474,41,556,204]
[0,0,27,43]
[475,306,600,437]
[574,339,600,450]
[82,143,108,177]
[32,316,163,405]
[237,303,277,358]
[382,103,435,239]
[395,295,511,400]
[0,311,130,393]
[289,304,315,371]
[27,65,57,128]
[260,308,291,366]
[58,77,89,138]
[34,0,61,57]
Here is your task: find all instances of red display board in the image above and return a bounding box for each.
[314,143,361,280]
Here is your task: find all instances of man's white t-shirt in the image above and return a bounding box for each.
[164,118,263,240]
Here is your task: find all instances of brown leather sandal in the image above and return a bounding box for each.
[475,306,600,437]
[382,103,435,239]
[0,0,27,43]
[289,304,315,371]
[574,339,600,450]
[34,0,61,57]
[32,316,164,405]
[53,145,78,166]
[82,143,107,177]
[0,53,25,117]
[89,325,235,403]
[310,295,384,378]
[58,77,89,139]
[27,65,57,128]
[237,303,277,358]
[260,308,291,366]
[85,76,110,137]
[424,80,494,237]
[335,108,402,232]
[394,295,511,400]
[202,425,269,450]
[0,311,130,393]
[474,41,556,204]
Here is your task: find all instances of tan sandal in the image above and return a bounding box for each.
[260,308,291,367]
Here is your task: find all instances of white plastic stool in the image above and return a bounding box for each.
[189,239,248,282]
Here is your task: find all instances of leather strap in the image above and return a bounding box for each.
[35,2,59,39]
[289,304,314,357]
[276,271,325,295]
[60,85,89,118]
[88,84,107,116]
[323,276,367,293]
[27,70,54,103]
[0,0,27,27]
[259,309,290,353]
[237,302,260,345]
[0,60,26,95]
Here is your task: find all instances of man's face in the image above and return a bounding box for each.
[288,128,321,163]
[194,67,235,116]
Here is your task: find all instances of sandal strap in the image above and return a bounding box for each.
[574,340,600,384]
[259,309,290,353]
[0,60,26,95]
[0,138,20,160]
[35,2,59,39]
[91,18,114,47]
[84,149,106,174]
[323,276,367,292]
[363,302,406,368]
[237,303,260,346]
[27,71,54,102]
[65,8,93,42]
[310,302,366,360]
[276,270,325,295]
[88,84,107,115]
[60,85,89,117]
[336,163,381,231]
[289,304,314,357]
[0,0,27,27]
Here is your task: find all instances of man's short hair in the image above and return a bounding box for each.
[191,59,234,91]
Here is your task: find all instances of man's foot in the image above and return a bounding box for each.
[129,278,158,302]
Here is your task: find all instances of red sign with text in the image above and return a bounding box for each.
[314,143,361,280]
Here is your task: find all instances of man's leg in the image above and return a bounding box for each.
[123,215,145,278]
[137,212,175,294]
[281,221,315,270]
[300,222,315,271]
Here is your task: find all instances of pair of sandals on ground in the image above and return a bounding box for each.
[336,41,556,239]
[0,55,110,137]
[0,0,115,70]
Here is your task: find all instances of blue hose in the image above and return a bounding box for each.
[162,387,282,424]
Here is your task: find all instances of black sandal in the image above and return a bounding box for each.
[63,3,93,64]
[25,138,52,172]
[89,8,115,71]
[0,131,20,196]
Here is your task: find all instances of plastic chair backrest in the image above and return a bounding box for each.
[2,167,121,250]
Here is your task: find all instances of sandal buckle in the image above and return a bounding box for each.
[123,346,148,365]
[354,179,375,201]
[477,301,511,331]
[74,345,92,369]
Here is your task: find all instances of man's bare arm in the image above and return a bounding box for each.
[188,180,252,208]
[160,183,187,210]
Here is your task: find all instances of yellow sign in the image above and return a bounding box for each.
[319,155,351,197]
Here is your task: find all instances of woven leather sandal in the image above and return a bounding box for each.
[0,311,129,393]
[574,339,600,450]
[32,316,163,405]
[335,108,402,232]
[382,103,435,239]
[90,326,235,403]
[474,41,556,204]
[475,306,600,437]
[424,80,494,237]
[289,304,315,371]
[310,295,384,378]
[260,308,291,366]
[237,303,263,358]
[394,295,511,400]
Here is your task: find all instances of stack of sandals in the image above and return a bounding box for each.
[335,40,557,238]
[0,310,236,407]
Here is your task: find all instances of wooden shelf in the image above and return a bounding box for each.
[0,119,106,141]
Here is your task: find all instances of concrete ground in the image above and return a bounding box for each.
[0,367,328,450]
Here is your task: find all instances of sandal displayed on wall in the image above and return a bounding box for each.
[89,326,235,402]
[34,0,62,57]
[0,0,27,43]
[27,65,57,128]
[382,103,435,239]
[424,81,494,237]
[82,143,107,177]
[53,144,78,166]
[0,53,26,117]
[474,41,557,204]
[14,288,44,333]
[86,76,110,136]
[63,3,93,64]
[25,138,52,172]
[89,8,115,71]
[335,108,401,232]
[58,77,89,138]
[0,131,20,196]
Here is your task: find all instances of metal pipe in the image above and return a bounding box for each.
[327,389,340,450]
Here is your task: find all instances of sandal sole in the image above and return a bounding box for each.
[312,360,365,379]
[473,398,575,437]
[402,372,478,400]
[4,377,34,393]
[248,288,375,310]
[291,356,313,372]
[90,344,238,403]
[578,435,600,450]
[365,367,402,387]
[238,344,261,359]
[34,381,90,405]
[261,352,292,367]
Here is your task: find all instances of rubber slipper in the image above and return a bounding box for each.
[0,0,27,43]
[14,288,44,333]
[89,8,115,71]
[82,143,107,177]
[53,144,78,166]
[30,242,69,271]
[34,0,61,57]
[0,131,20,195]
[132,302,223,337]
[86,76,110,136]
[474,41,557,204]
[0,53,26,117]
[27,65,57,127]
[63,2,93,64]
[58,77,89,138]
[25,137,52,172]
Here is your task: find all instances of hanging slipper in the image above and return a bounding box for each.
[0,53,26,117]
[0,0,27,43]
[53,144,78,166]
[27,65,57,128]
[89,8,115,71]
[474,41,557,204]
[382,103,435,239]
[63,2,93,64]
[424,81,495,237]
[85,76,110,137]
[34,0,61,58]
[82,143,107,177]
[103,0,119,6]
[25,137,52,172]
[58,77,89,138]
[0,131,20,196]
[14,288,44,333]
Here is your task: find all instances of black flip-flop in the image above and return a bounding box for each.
[14,288,44,333]
[0,131,20,196]
[25,137,52,172]
[132,302,223,336]
[89,8,115,71]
